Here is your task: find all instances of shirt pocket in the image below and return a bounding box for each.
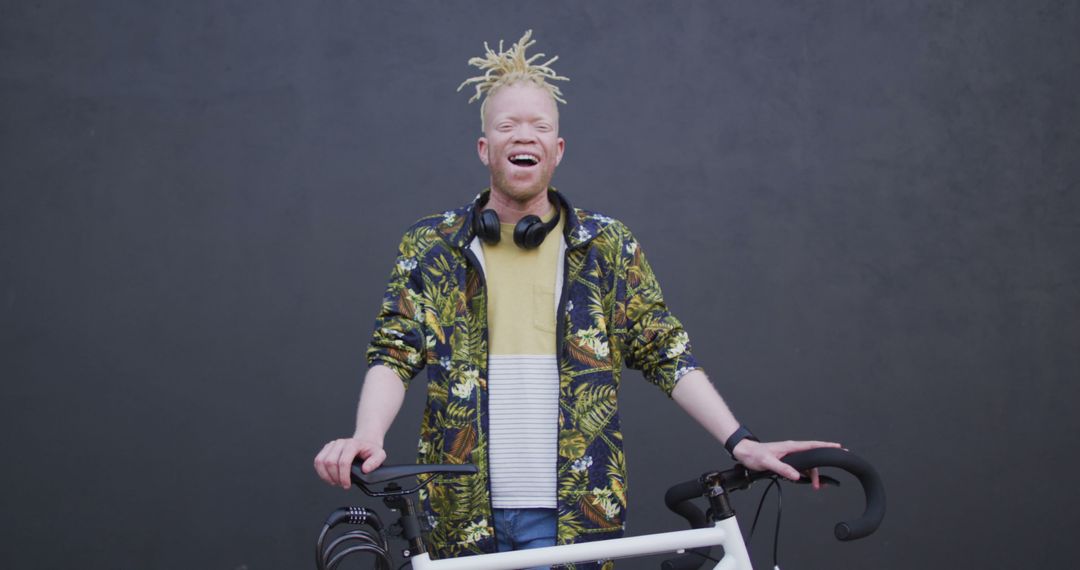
[533,283,557,334]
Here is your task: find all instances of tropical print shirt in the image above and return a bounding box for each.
[366,190,701,569]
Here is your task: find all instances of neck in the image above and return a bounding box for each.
[486,188,552,223]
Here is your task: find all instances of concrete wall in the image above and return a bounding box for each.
[3,2,1078,568]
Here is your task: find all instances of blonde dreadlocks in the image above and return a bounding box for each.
[457,30,569,130]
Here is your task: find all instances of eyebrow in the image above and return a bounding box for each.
[492,112,558,124]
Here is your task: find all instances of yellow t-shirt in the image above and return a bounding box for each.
[483,211,564,356]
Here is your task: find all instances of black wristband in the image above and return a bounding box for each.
[724,426,759,460]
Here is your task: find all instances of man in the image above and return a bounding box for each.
[314,31,838,568]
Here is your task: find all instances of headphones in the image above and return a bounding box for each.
[472,190,563,249]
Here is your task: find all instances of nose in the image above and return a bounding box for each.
[512,125,538,143]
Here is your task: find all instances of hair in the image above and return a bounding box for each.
[456,30,569,131]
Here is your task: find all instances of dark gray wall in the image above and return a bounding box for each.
[2,1,1078,568]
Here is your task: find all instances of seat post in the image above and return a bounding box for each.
[383,484,428,557]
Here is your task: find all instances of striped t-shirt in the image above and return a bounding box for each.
[475,211,564,509]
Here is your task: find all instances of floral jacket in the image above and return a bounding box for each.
[366,190,700,569]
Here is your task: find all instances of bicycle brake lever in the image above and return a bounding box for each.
[793,473,841,487]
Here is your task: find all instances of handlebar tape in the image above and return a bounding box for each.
[662,448,886,544]
[662,480,711,570]
[780,448,887,541]
[663,479,709,528]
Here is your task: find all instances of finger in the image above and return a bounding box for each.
[763,456,801,481]
[314,442,335,485]
[362,448,386,474]
[777,440,843,453]
[811,468,821,490]
[336,442,359,489]
[323,440,345,487]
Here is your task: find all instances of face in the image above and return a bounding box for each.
[477,82,565,202]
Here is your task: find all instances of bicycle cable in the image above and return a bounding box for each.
[683,550,720,564]
[749,475,783,570]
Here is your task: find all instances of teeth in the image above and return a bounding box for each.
[510,154,538,164]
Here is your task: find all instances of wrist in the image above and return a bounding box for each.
[351,431,384,447]
[731,439,758,462]
[724,425,759,460]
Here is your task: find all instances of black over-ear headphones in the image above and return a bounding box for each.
[472,190,563,249]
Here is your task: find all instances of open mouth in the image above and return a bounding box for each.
[508,153,540,167]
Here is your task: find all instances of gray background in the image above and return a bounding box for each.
[2,1,1078,568]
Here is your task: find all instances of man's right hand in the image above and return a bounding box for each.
[314,437,386,489]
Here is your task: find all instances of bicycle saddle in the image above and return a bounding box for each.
[350,462,478,487]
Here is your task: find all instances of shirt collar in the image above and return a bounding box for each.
[442,188,600,250]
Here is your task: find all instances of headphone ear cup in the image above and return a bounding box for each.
[475,209,502,244]
[513,215,546,249]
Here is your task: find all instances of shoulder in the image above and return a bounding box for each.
[405,204,467,236]
[569,206,636,248]
[396,201,472,251]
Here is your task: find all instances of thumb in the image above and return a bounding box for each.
[361,449,387,474]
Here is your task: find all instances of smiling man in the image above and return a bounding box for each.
[314,31,838,570]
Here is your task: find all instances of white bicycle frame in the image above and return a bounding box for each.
[327,450,882,570]
[407,516,752,570]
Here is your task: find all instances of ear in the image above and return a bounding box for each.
[554,137,565,166]
[477,137,489,166]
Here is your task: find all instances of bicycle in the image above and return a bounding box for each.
[315,447,886,570]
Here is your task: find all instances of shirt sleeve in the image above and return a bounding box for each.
[365,229,430,387]
[619,229,702,397]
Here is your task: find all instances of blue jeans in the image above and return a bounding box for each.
[492,508,557,570]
